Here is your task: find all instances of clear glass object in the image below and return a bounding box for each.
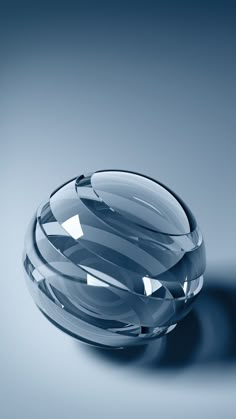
[23,170,206,348]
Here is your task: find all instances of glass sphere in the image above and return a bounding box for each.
[23,170,206,348]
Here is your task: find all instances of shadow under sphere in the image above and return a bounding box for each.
[78,269,236,371]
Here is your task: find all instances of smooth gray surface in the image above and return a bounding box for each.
[1,2,236,418]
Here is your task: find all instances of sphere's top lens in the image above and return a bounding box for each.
[91,170,196,235]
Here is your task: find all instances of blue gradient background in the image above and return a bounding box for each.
[1,1,236,418]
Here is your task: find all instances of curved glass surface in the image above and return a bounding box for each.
[23,170,206,348]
